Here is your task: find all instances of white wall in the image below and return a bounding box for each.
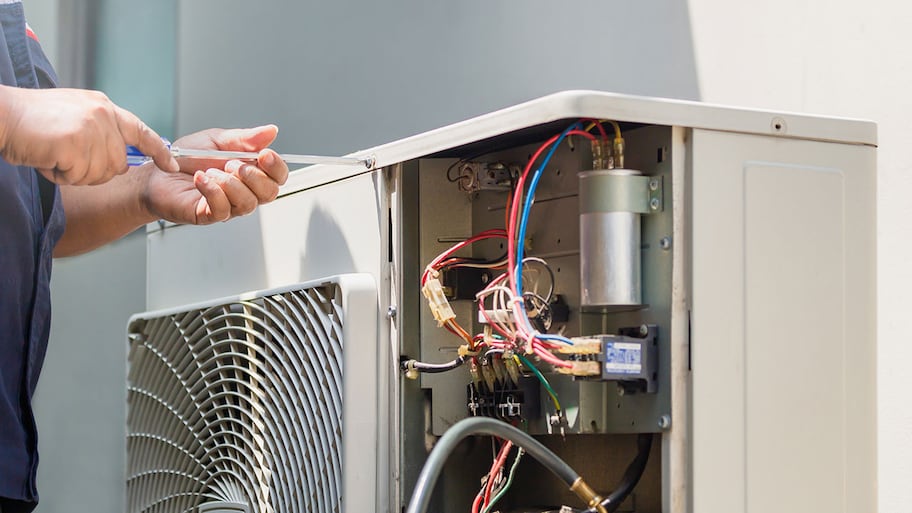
[685,2,909,511]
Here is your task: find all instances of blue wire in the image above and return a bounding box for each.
[535,333,576,345]
[515,122,581,294]
[512,122,582,346]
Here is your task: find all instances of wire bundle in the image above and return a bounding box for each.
[471,440,524,513]
[412,121,614,392]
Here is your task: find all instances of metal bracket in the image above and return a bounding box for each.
[647,175,664,213]
[579,173,664,215]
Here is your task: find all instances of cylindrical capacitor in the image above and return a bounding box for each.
[579,168,643,309]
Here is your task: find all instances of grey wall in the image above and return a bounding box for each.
[176,0,700,154]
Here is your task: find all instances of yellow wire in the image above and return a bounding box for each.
[584,120,623,139]
[514,354,561,412]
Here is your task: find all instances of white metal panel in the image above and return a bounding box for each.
[146,172,385,311]
[276,91,876,198]
[690,129,876,513]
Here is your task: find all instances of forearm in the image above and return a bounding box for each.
[55,165,157,257]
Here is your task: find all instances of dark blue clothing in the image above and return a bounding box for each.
[0,1,65,508]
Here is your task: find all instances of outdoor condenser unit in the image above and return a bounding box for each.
[127,91,876,513]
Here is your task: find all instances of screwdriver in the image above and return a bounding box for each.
[126,141,374,169]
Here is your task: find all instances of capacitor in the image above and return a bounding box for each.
[579,168,643,309]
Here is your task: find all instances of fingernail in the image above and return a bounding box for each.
[262,151,275,167]
[198,172,209,185]
[168,157,180,172]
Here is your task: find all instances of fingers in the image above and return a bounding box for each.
[257,149,289,186]
[222,151,288,202]
[210,124,278,152]
[193,170,232,224]
[190,154,286,224]
[193,168,258,223]
[114,105,180,172]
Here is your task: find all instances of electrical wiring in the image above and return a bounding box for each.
[405,417,607,513]
[401,355,467,375]
[482,447,524,513]
[503,125,595,359]
[418,120,617,379]
[422,229,507,285]
[582,119,610,140]
[481,440,513,511]
[515,353,560,413]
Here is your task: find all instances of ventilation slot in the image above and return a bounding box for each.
[127,285,345,513]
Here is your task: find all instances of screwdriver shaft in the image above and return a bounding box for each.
[171,147,370,167]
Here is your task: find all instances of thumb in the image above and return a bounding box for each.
[212,124,278,152]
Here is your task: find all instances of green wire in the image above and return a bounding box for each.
[514,353,561,412]
[482,448,524,513]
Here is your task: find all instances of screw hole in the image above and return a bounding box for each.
[775,123,782,130]
[557,238,561,245]
[557,267,561,273]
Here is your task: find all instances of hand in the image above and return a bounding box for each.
[142,125,289,225]
[0,85,179,185]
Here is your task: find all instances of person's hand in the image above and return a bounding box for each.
[141,125,289,225]
[0,85,179,185]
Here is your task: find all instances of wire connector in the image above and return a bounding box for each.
[422,277,456,326]
[555,361,601,377]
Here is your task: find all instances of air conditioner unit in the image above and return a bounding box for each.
[128,91,876,513]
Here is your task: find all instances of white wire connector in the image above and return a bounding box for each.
[421,277,456,326]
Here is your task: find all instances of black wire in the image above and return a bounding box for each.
[401,356,467,374]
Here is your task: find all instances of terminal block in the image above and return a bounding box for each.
[466,357,541,421]
[557,325,658,393]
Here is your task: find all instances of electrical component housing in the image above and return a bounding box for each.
[135,91,877,513]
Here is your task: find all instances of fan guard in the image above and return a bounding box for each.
[126,278,375,513]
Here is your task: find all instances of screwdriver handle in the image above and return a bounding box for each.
[126,138,173,167]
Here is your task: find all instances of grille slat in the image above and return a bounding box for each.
[128,284,346,513]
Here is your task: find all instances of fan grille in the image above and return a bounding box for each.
[127,284,345,513]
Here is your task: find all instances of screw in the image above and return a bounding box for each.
[649,178,660,191]
[650,198,660,210]
[639,324,649,336]
[660,237,672,250]
[658,415,672,430]
[617,385,625,397]
[387,306,397,319]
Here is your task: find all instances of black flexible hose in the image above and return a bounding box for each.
[405,417,580,513]
[600,433,653,513]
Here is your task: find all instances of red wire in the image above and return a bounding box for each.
[471,487,485,513]
[422,229,507,285]
[582,118,610,140]
[482,440,513,510]
[507,129,596,293]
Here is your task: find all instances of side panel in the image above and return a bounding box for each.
[690,130,876,513]
[146,172,386,310]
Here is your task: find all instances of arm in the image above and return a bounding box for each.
[55,125,289,257]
